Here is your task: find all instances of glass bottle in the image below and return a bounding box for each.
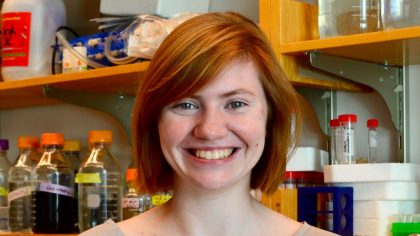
[367,118,379,163]
[32,133,75,233]
[8,136,39,232]
[63,140,81,233]
[122,164,152,220]
[77,130,122,232]
[0,139,11,232]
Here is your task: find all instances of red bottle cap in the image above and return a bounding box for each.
[329,119,340,127]
[367,119,379,128]
[338,114,357,123]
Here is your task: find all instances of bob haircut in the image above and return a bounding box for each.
[132,12,301,194]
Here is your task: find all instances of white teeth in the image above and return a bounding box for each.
[195,148,234,160]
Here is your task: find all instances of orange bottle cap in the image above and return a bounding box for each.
[88,130,112,143]
[18,136,39,148]
[41,133,64,146]
[126,168,138,182]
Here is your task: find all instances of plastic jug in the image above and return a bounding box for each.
[1,0,66,81]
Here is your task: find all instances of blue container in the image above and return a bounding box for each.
[298,186,353,236]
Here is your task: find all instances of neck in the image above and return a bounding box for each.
[162,175,261,236]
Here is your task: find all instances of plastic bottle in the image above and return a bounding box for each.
[329,119,340,164]
[62,140,81,233]
[122,164,152,220]
[32,133,75,233]
[1,0,66,81]
[8,136,39,232]
[77,130,122,232]
[367,119,379,163]
[338,114,358,164]
[0,139,11,232]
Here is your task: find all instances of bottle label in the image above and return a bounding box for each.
[39,183,74,198]
[75,173,101,183]
[122,198,140,208]
[8,186,31,202]
[0,187,8,197]
[1,12,31,67]
[152,195,172,206]
[369,130,377,147]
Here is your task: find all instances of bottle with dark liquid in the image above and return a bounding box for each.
[32,133,75,233]
[8,136,39,232]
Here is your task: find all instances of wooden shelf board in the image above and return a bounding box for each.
[0,62,149,109]
[280,26,420,66]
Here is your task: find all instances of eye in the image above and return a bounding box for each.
[169,100,199,115]
[226,100,248,109]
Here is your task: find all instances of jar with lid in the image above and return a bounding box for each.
[77,130,122,232]
[32,133,75,233]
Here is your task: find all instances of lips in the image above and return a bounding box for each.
[192,148,234,160]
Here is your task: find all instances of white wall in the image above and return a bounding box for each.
[334,90,398,163]
[0,104,133,171]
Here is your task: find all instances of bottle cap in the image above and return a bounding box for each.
[88,130,112,143]
[0,139,9,150]
[41,133,64,146]
[126,168,138,182]
[367,119,379,128]
[18,136,39,148]
[329,119,340,127]
[63,140,80,151]
[338,114,358,123]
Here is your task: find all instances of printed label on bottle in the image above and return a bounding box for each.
[0,187,8,197]
[75,173,101,184]
[369,130,377,147]
[122,198,140,208]
[39,183,74,198]
[152,195,172,206]
[1,12,31,66]
[8,186,31,202]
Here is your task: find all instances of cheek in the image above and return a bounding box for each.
[158,116,190,150]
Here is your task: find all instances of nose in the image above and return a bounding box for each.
[193,108,228,140]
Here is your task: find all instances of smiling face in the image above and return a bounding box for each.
[158,59,268,191]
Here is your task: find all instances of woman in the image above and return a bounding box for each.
[81,12,337,236]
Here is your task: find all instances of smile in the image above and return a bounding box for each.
[193,148,234,160]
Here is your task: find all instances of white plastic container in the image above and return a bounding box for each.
[1,0,66,81]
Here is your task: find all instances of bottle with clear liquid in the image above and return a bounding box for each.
[63,140,81,233]
[77,130,122,232]
[367,119,379,163]
[0,139,11,232]
[8,136,39,232]
[337,114,357,164]
[32,133,75,233]
[122,165,152,220]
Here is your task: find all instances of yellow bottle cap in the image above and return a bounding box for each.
[63,140,80,151]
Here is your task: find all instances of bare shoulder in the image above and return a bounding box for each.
[117,207,166,236]
[254,202,303,235]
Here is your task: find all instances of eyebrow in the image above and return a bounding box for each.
[190,88,257,100]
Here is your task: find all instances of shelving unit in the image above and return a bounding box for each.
[259,0,420,91]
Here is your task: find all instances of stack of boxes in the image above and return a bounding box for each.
[324,163,420,236]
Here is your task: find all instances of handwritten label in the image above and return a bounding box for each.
[152,195,172,206]
[75,173,101,184]
[122,198,140,208]
[0,187,8,197]
[39,183,74,197]
[8,186,31,202]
